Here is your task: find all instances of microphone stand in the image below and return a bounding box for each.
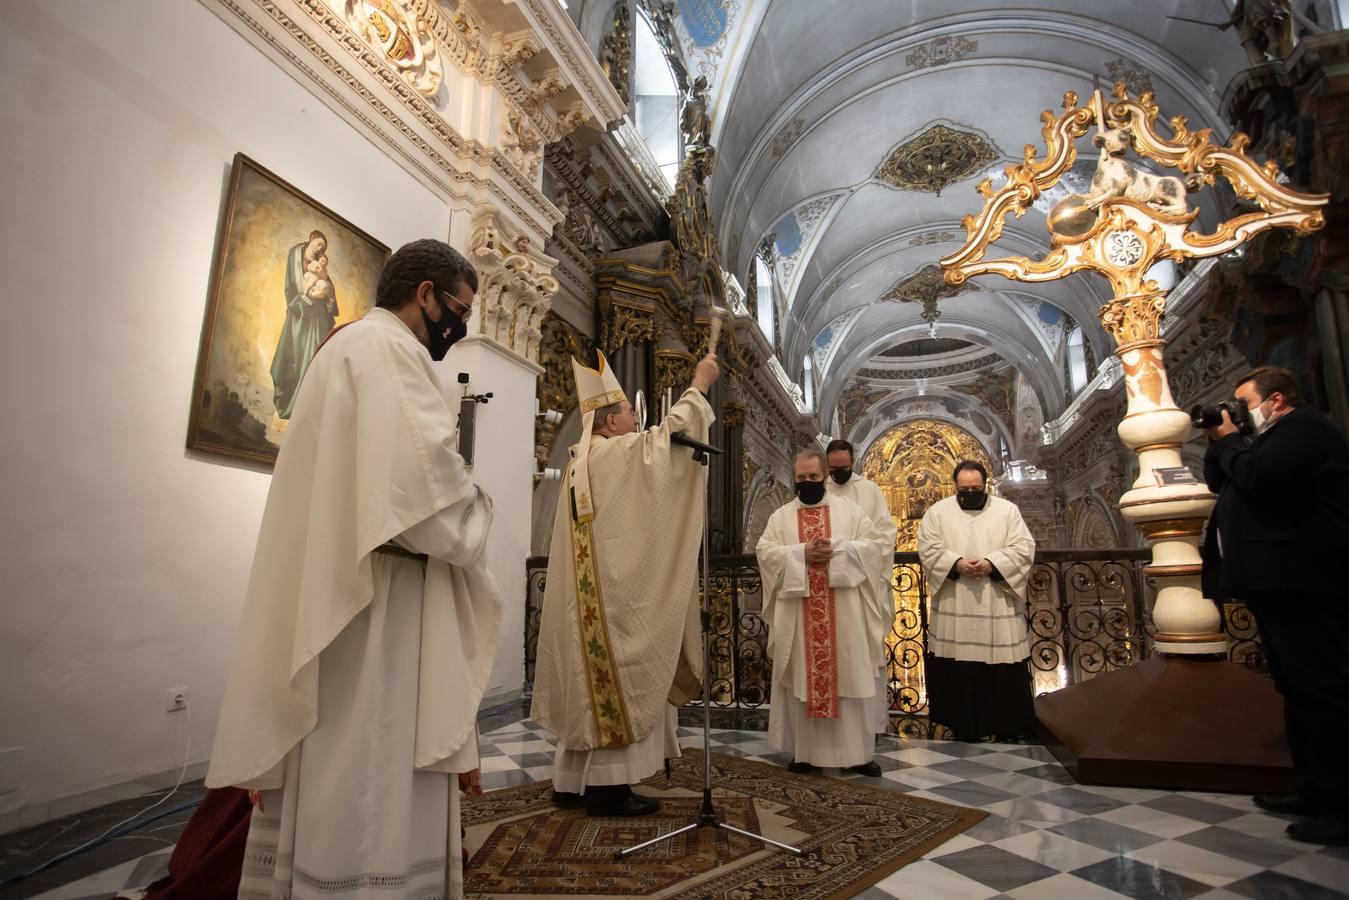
[614,432,802,860]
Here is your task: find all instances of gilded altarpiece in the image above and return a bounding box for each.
[535,312,595,468]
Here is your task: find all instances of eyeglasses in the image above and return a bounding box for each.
[438,289,473,318]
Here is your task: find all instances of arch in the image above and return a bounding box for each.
[1068,492,1129,550]
[743,470,791,553]
[820,319,1062,429]
[850,389,1016,466]
[786,225,1111,366]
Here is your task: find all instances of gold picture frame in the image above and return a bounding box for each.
[187,153,390,465]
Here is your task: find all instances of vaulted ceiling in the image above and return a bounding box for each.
[693,0,1257,456]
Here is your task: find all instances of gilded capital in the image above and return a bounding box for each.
[654,349,694,394]
[1099,291,1167,348]
[601,304,656,354]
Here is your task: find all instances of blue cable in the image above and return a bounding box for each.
[0,797,202,893]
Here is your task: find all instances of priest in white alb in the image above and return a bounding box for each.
[206,240,501,900]
[825,438,899,743]
[531,349,720,816]
[918,459,1036,742]
[757,449,890,776]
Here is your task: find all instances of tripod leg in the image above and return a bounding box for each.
[716,822,804,855]
[612,821,701,860]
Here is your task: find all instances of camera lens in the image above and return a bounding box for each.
[1190,404,1219,428]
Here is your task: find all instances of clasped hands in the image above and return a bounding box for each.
[804,538,833,565]
[957,557,993,578]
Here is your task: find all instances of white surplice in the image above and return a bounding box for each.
[208,308,501,900]
[551,706,680,793]
[917,494,1035,665]
[756,495,887,767]
[826,474,898,732]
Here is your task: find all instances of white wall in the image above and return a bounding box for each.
[0,0,523,832]
[437,338,541,705]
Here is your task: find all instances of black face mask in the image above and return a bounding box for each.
[423,296,467,362]
[795,480,826,505]
[829,467,853,485]
[956,489,988,511]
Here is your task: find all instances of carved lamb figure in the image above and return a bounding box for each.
[1083,125,1193,216]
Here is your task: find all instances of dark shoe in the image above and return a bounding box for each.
[585,792,660,817]
[551,790,584,808]
[1286,815,1349,846]
[787,759,817,774]
[994,734,1023,744]
[847,761,882,777]
[1254,792,1320,816]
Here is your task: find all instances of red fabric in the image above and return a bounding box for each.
[135,788,251,900]
[796,505,839,719]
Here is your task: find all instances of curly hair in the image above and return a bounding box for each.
[375,239,478,309]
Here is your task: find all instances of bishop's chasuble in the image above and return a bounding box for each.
[207,308,501,900]
[757,494,888,767]
[530,388,712,790]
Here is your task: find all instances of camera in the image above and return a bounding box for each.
[1190,401,1254,435]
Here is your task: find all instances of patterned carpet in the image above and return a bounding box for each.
[462,749,986,899]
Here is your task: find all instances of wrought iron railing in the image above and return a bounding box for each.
[523,551,1264,735]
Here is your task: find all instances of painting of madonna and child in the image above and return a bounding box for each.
[187,153,389,465]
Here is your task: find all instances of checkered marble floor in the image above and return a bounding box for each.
[20,715,1349,900]
[479,718,1349,900]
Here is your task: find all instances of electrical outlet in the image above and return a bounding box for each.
[165,687,189,712]
[0,747,21,795]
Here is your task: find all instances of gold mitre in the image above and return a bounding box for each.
[571,351,628,414]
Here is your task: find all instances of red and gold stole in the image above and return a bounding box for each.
[796,504,840,719]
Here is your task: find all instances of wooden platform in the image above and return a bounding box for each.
[1033,656,1295,793]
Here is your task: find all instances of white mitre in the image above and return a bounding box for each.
[569,350,627,523]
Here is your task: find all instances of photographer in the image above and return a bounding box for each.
[1202,366,1349,845]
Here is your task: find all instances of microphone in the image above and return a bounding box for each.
[669,431,722,456]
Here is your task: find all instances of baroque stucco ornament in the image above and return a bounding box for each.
[600,1,633,106]
[1105,56,1154,97]
[906,35,978,70]
[880,263,976,330]
[501,101,544,179]
[345,0,444,96]
[469,206,559,361]
[877,124,999,194]
[909,231,957,246]
[769,117,804,159]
